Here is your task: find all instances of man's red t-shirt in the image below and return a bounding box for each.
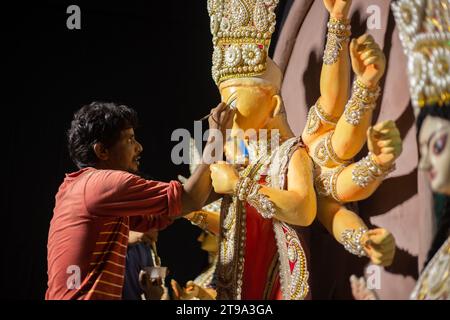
[46,168,182,300]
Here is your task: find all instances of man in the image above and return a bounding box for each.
[46,101,233,299]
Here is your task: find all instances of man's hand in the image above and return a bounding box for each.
[128,230,158,246]
[367,120,403,169]
[350,34,386,87]
[207,102,235,141]
[139,271,164,300]
[361,228,396,266]
[128,231,144,245]
[323,0,352,19]
[210,162,239,195]
[141,229,158,246]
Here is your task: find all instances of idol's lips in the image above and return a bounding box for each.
[429,169,436,181]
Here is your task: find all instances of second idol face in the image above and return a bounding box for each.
[419,116,450,195]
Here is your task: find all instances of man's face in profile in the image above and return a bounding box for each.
[106,128,143,173]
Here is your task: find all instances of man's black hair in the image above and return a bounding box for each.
[67,101,139,168]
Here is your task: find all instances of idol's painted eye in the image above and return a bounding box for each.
[433,133,447,155]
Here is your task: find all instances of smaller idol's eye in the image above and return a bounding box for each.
[433,133,448,155]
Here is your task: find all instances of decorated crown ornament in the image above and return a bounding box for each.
[392,0,450,115]
[208,0,280,86]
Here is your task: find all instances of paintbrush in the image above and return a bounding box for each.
[197,92,238,121]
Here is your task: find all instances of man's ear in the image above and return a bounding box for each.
[270,94,282,119]
[93,142,109,161]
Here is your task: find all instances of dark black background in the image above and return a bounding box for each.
[1,0,289,299]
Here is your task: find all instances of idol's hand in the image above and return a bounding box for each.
[367,120,403,169]
[210,162,239,195]
[350,34,386,88]
[323,0,352,19]
[170,280,214,300]
[361,228,396,266]
[350,275,378,300]
[184,281,214,300]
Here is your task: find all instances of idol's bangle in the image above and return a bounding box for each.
[306,99,340,135]
[323,16,351,65]
[341,227,368,257]
[313,131,352,167]
[344,79,381,126]
[352,152,396,188]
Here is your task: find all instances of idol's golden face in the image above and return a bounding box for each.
[419,116,450,195]
[219,79,277,136]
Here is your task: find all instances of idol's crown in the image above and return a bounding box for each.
[208,0,280,85]
[392,0,450,112]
